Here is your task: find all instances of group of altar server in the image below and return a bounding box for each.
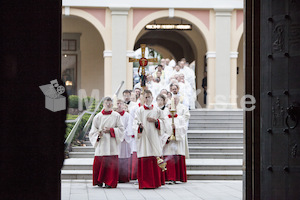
[89,87,190,189]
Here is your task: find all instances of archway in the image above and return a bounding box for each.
[62,15,105,98]
[237,34,244,108]
[132,16,208,108]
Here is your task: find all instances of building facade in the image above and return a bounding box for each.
[62,0,244,109]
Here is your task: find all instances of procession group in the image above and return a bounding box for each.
[134,58,197,109]
[89,58,192,189]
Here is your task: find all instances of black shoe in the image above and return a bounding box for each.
[97,183,103,187]
[104,184,112,188]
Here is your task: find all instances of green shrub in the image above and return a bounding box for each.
[68,95,99,110]
[82,97,95,110]
[64,99,104,143]
[68,95,79,108]
[65,123,75,139]
[66,114,78,120]
[73,113,91,140]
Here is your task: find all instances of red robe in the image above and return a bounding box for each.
[89,110,124,188]
[134,105,165,189]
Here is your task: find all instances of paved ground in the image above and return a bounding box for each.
[62,180,242,200]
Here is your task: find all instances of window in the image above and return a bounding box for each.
[61,33,81,95]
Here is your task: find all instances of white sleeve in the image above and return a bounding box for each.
[89,114,101,148]
[124,114,133,143]
[175,117,187,141]
[113,114,124,144]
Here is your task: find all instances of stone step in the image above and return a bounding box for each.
[188,123,243,128]
[61,170,92,179]
[189,119,243,124]
[187,132,243,139]
[189,110,243,116]
[62,158,243,171]
[189,152,243,159]
[61,169,242,180]
[72,146,94,152]
[187,130,243,134]
[61,158,243,180]
[83,141,92,146]
[189,127,243,130]
[186,170,243,180]
[189,147,243,153]
[70,147,244,154]
[69,152,94,158]
[186,159,242,170]
[188,142,243,147]
[188,138,243,143]
[187,133,243,138]
[189,115,243,120]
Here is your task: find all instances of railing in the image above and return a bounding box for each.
[64,81,124,152]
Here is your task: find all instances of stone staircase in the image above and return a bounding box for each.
[61,109,244,180]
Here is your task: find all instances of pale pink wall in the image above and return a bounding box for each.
[81,8,106,27]
[133,9,163,29]
[178,9,210,30]
[236,10,243,30]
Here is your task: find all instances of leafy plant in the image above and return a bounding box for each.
[66,114,78,120]
[68,95,79,108]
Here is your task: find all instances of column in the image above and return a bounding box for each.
[110,7,130,94]
[126,50,135,90]
[230,52,238,108]
[214,9,233,109]
[103,50,112,96]
[206,52,216,109]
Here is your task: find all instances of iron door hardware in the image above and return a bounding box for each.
[286,103,300,129]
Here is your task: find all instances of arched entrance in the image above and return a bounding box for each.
[237,34,244,108]
[62,14,105,99]
[131,15,208,108]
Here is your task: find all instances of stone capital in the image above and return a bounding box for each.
[103,50,112,57]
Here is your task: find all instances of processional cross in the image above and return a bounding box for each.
[129,44,166,171]
[129,44,158,91]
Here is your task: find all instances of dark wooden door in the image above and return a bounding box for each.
[261,0,300,199]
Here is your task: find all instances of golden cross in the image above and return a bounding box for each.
[129,44,158,88]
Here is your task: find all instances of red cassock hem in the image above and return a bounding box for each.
[118,158,130,183]
[138,156,162,189]
[130,152,138,180]
[93,155,119,188]
[174,155,187,182]
[163,155,176,181]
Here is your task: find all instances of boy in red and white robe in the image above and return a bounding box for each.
[89,97,124,188]
[161,107,187,183]
[116,99,133,183]
[133,90,166,189]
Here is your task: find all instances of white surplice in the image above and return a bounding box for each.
[119,111,133,158]
[89,111,124,156]
[133,105,166,158]
[162,115,187,156]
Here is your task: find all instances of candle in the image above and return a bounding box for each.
[113,94,117,108]
[171,97,175,110]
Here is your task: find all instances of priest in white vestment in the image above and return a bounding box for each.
[116,99,133,183]
[133,90,166,189]
[123,90,137,118]
[89,97,124,188]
